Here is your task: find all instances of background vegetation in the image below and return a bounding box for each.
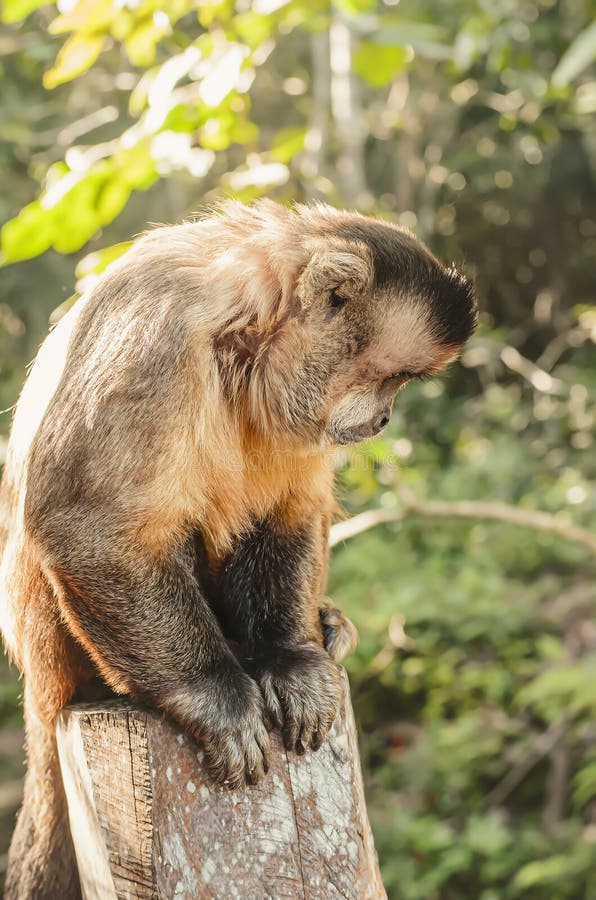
[1,0,595,896]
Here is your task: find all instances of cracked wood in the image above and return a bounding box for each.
[56,669,386,899]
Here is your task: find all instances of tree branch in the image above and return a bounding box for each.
[485,719,567,808]
[329,15,370,207]
[329,494,596,554]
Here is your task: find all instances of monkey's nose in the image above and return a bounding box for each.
[372,407,391,434]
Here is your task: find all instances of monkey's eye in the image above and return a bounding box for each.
[386,371,414,387]
[386,371,428,386]
[327,289,347,317]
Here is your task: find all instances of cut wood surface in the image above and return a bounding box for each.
[56,670,386,900]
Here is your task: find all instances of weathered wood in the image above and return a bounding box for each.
[56,670,386,899]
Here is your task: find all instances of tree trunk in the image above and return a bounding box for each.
[56,669,386,899]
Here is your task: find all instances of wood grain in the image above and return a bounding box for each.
[56,670,386,900]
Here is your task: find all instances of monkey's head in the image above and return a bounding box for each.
[210,203,477,448]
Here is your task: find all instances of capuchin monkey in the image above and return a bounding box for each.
[0,200,477,898]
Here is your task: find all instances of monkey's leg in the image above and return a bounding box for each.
[41,529,270,787]
[219,516,343,754]
[319,599,359,662]
[5,700,81,900]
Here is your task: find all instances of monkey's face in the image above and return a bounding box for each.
[292,217,478,447]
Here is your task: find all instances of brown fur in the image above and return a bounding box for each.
[0,201,477,895]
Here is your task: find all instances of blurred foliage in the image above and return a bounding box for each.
[0,0,595,896]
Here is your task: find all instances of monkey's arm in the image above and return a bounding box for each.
[219,513,345,753]
[34,518,269,787]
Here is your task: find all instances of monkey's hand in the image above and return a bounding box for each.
[179,669,270,789]
[254,643,342,754]
[320,601,359,662]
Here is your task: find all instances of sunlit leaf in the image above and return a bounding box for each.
[51,172,107,252]
[362,20,452,62]
[95,179,132,225]
[513,854,588,890]
[199,44,249,108]
[454,21,489,71]
[76,242,133,279]
[0,202,55,264]
[233,12,276,48]
[552,21,596,88]
[161,103,203,134]
[49,0,115,35]
[1,142,158,262]
[198,0,235,29]
[333,0,377,14]
[224,160,289,201]
[252,0,291,13]
[114,142,158,191]
[110,8,135,41]
[1,0,47,24]
[195,95,257,151]
[43,32,106,89]
[354,41,410,87]
[270,126,306,162]
[572,761,596,809]
[125,16,170,67]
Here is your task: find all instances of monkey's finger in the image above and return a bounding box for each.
[307,712,324,751]
[297,711,318,753]
[282,703,302,752]
[260,679,283,731]
[244,753,264,786]
[254,719,271,763]
[317,708,337,743]
[245,766,260,787]
[311,697,337,746]
[296,731,309,755]
[311,728,323,751]
[204,735,245,788]
[244,738,267,786]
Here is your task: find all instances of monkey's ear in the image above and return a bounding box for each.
[296,240,374,306]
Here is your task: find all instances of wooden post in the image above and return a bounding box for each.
[56,670,386,899]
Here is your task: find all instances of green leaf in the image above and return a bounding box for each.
[333,0,377,13]
[517,660,596,719]
[197,0,235,29]
[125,16,170,67]
[270,126,306,163]
[76,242,133,280]
[513,854,589,891]
[233,12,277,48]
[0,201,55,264]
[363,21,453,62]
[162,103,203,134]
[552,21,596,87]
[572,761,596,809]
[115,142,158,191]
[95,179,132,225]
[49,0,115,35]
[51,171,108,252]
[43,32,106,89]
[1,145,156,264]
[1,0,47,24]
[464,815,510,857]
[354,41,410,87]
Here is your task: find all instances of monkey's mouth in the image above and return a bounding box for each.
[329,406,392,445]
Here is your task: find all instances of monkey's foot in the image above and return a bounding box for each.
[177,670,270,789]
[320,601,359,662]
[255,643,342,755]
